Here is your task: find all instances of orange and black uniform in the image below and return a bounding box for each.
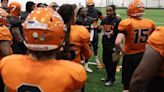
[70,25,92,63]
[100,16,121,82]
[118,18,155,90]
[0,55,87,92]
[75,16,93,63]
[87,8,104,55]
[0,26,12,92]
[147,26,164,92]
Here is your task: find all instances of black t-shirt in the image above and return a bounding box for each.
[76,16,93,31]
[100,16,121,46]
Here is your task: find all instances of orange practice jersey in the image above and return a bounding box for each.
[147,26,164,78]
[70,25,92,63]
[0,55,86,92]
[118,18,155,54]
[0,26,13,59]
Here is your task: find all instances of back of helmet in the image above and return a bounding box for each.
[23,8,65,51]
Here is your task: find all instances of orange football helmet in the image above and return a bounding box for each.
[128,0,145,17]
[9,2,21,17]
[0,8,9,25]
[23,8,65,51]
[86,0,95,6]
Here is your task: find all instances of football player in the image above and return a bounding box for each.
[86,0,104,65]
[58,5,91,92]
[100,5,121,86]
[130,27,164,92]
[0,8,13,92]
[57,4,92,64]
[115,0,155,92]
[0,8,86,92]
[76,7,94,72]
[8,2,27,54]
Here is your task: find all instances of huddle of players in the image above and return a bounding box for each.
[80,1,164,92]
[0,1,90,92]
[0,0,163,92]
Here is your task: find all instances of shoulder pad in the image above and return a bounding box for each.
[0,26,12,41]
[71,25,90,41]
[145,19,155,26]
[118,19,131,31]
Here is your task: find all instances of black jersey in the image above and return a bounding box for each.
[76,16,93,31]
[100,16,121,46]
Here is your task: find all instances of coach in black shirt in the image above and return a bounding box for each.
[100,5,121,86]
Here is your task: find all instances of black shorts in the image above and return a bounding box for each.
[147,75,164,92]
[122,52,144,90]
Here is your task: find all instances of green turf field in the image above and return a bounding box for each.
[85,8,164,92]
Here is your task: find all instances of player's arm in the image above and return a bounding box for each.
[129,45,163,92]
[115,33,125,54]
[10,27,24,43]
[0,40,13,56]
[115,19,129,54]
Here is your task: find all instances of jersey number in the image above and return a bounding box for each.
[11,5,17,11]
[134,29,149,43]
[17,84,42,92]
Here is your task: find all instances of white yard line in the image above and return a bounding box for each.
[88,62,97,65]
